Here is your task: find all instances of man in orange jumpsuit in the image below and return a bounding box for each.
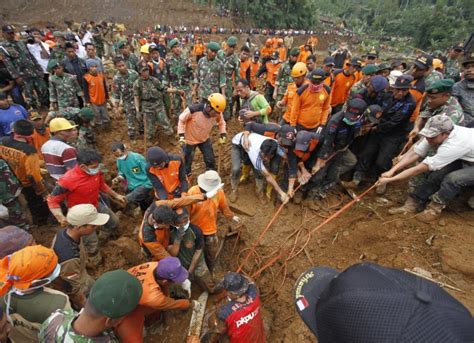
[330,57,361,114]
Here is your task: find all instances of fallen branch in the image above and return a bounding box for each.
[403,268,465,293]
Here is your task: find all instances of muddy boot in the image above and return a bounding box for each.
[375,182,387,195]
[239,164,251,184]
[341,171,363,189]
[388,196,421,215]
[255,178,265,201]
[265,174,277,199]
[87,252,103,268]
[229,178,239,203]
[416,200,445,223]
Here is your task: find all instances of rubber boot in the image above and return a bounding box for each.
[341,171,363,189]
[388,196,421,215]
[416,200,445,223]
[255,178,264,199]
[265,173,277,199]
[229,178,239,203]
[239,164,251,184]
[375,182,387,195]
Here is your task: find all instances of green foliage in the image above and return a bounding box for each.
[202,0,473,50]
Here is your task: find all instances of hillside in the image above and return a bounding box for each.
[0,0,236,30]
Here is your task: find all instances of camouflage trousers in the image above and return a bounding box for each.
[163,92,172,118]
[123,101,140,139]
[223,84,234,121]
[141,101,173,141]
[273,93,285,120]
[0,197,28,230]
[24,76,49,109]
[171,86,192,119]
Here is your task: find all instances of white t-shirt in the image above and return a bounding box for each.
[232,132,274,173]
[414,125,474,171]
[27,42,50,74]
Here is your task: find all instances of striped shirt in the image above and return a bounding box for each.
[41,137,77,180]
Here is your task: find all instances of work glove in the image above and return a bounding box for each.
[232,215,241,224]
[181,279,192,298]
[177,225,187,239]
[205,183,224,199]
[0,204,8,219]
[179,134,186,146]
[316,125,324,135]
[219,134,227,145]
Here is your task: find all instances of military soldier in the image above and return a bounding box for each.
[0,159,28,229]
[193,41,226,104]
[217,36,240,120]
[274,47,300,118]
[116,41,139,72]
[452,52,474,126]
[48,59,84,111]
[112,56,140,140]
[134,65,182,144]
[1,24,48,109]
[164,38,194,120]
[349,64,378,99]
[91,22,106,59]
[445,45,463,82]
[49,31,67,61]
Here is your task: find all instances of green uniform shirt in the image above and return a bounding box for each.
[49,73,83,109]
[194,56,226,99]
[39,309,119,342]
[169,223,204,269]
[164,54,193,88]
[275,61,294,96]
[112,69,139,103]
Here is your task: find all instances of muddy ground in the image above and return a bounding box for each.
[31,107,474,342]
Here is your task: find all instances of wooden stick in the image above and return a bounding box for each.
[403,268,465,293]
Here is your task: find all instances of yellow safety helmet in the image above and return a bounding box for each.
[291,62,308,78]
[208,93,226,112]
[49,117,77,133]
[140,44,150,54]
[433,58,444,70]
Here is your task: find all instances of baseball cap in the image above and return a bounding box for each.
[146,146,168,166]
[154,256,188,284]
[322,56,335,66]
[309,68,325,83]
[295,130,319,151]
[365,104,383,124]
[369,75,388,93]
[419,114,454,138]
[426,79,455,94]
[366,48,378,58]
[29,111,42,121]
[67,204,110,226]
[414,53,433,70]
[452,44,464,52]
[350,57,363,67]
[2,25,15,33]
[343,98,368,124]
[88,270,143,319]
[278,125,296,146]
[391,74,413,89]
[462,51,474,66]
[293,263,474,342]
[391,59,407,70]
[218,272,249,296]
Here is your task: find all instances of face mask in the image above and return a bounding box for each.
[309,82,324,93]
[343,117,359,126]
[178,221,190,232]
[117,155,127,160]
[87,167,100,175]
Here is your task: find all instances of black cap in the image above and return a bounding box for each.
[309,68,325,83]
[414,53,433,70]
[271,51,280,60]
[146,147,168,166]
[452,44,464,52]
[294,263,474,342]
[2,25,15,33]
[365,104,383,124]
[350,57,363,67]
[322,56,335,66]
[278,125,296,147]
[391,59,407,69]
[253,50,260,57]
[12,119,34,136]
[392,74,413,89]
[218,272,249,296]
[344,98,367,119]
[366,48,378,58]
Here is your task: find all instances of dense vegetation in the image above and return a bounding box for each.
[199,0,473,50]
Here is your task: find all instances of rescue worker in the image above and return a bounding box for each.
[212,272,265,342]
[146,146,188,200]
[274,48,300,118]
[115,257,192,342]
[348,64,378,100]
[330,57,360,114]
[236,78,271,124]
[40,269,142,342]
[379,115,474,222]
[187,170,240,270]
[178,93,227,177]
[260,39,273,60]
[192,37,206,63]
[48,59,85,113]
[0,159,28,229]
[217,36,240,120]
[0,245,70,343]
[52,204,109,309]
[116,41,139,72]
[409,54,431,122]
[322,56,336,88]
[278,62,309,126]
[0,120,49,225]
[193,42,226,103]
[452,52,474,125]
[290,69,331,132]
[250,51,261,91]
[256,51,281,109]
[29,111,50,160]
[41,118,78,180]
[445,45,463,82]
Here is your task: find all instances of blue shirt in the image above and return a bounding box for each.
[0,105,28,137]
[116,151,153,190]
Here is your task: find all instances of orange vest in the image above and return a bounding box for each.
[409,82,424,122]
[294,138,319,162]
[278,47,287,61]
[193,43,205,56]
[240,60,251,81]
[298,50,311,63]
[31,128,50,159]
[250,61,261,89]
[137,216,170,261]
[261,47,273,58]
[265,61,281,87]
[330,71,356,107]
[148,160,182,199]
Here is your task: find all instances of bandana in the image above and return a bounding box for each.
[308,83,324,93]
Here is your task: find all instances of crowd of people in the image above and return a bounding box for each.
[0,20,473,342]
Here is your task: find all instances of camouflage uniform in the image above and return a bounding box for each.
[118,53,139,72]
[217,50,240,120]
[39,309,119,342]
[0,39,48,108]
[50,46,66,62]
[113,69,140,139]
[194,56,226,103]
[92,27,105,58]
[275,61,294,118]
[49,73,83,109]
[133,76,173,141]
[75,126,96,150]
[445,57,460,82]
[425,70,444,89]
[164,54,193,118]
[349,80,367,99]
[0,159,27,229]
